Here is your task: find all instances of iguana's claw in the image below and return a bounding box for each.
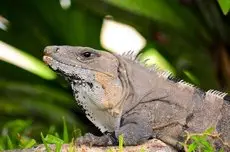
[76,133,95,147]
[76,133,113,146]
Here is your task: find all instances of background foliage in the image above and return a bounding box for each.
[1,0,230,150]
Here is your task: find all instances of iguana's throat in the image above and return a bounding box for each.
[69,69,123,133]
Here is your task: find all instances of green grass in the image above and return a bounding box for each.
[0,117,77,151]
[40,117,70,152]
[182,127,226,152]
[0,119,36,150]
[1,118,227,152]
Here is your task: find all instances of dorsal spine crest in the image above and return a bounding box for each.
[121,53,228,100]
[206,89,227,99]
[159,71,172,79]
[121,50,136,60]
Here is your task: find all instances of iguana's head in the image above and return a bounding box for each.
[43,46,124,132]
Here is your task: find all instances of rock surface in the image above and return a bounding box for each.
[5,139,176,152]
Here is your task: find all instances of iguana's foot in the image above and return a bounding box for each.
[76,133,113,146]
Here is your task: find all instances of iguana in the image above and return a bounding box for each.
[43,46,230,150]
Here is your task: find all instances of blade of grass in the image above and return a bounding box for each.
[41,132,51,152]
[0,138,5,151]
[68,138,75,152]
[55,143,62,152]
[62,116,69,143]
[6,135,14,150]
[118,134,124,152]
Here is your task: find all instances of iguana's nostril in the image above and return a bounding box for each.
[55,47,60,52]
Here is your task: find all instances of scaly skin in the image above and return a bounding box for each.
[43,46,230,150]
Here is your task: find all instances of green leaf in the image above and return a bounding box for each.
[0,41,56,80]
[103,0,197,30]
[218,0,230,15]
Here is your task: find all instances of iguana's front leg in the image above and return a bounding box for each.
[113,112,153,146]
[76,114,153,146]
[115,123,153,145]
[75,124,151,146]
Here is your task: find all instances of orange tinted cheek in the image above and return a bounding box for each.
[95,72,122,109]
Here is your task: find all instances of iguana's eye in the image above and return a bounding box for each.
[80,51,100,59]
[82,52,92,58]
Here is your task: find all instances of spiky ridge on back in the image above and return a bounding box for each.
[120,50,229,102]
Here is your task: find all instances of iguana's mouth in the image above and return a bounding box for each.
[43,55,53,65]
[43,55,94,89]
[43,55,76,68]
[43,55,114,78]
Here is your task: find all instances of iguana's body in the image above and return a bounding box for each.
[43,46,230,150]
